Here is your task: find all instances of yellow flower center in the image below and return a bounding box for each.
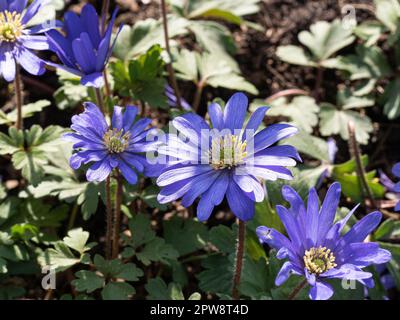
[0,11,24,42]
[303,246,337,275]
[209,134,247,170]
[103,129,130,154]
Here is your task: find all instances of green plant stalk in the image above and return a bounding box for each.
[112,170,123,259]
[95,88,105,115]
[288,279,307,300]
[232,219,246,300]
[14,66,23,130]
[161,0,183,109]
[105,176,113,260]
[193,81,205,113]
[314,66,323,102]
[101,0,110,35]
[67,203,79,231]
[347,121,377,210]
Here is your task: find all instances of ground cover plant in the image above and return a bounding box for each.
[0,0,399,301]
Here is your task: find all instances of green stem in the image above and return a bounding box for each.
[14,66,23,130]
[95,88,105,115]
[67,203,79,231]
[232,219,246,300]
[347,121,377,210]
[105,176,113,260]
[161,0,182,109]
[192,82,204,114]
[112,170,123,259]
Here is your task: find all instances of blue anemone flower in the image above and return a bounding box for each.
[0,0,57,81]
[64,102,161,184]
[46,4,121,88]
[156,92,300,221]
[256,182,392,300]
[392,162,400,211]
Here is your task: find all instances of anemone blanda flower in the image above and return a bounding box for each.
[392,162,400,211]
[256,182,392,300]
[46,4,121,88]
[64,102,160,184]
[156,92,300,221]
[0,0,57,81]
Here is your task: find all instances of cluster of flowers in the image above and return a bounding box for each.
[1,0,397,300]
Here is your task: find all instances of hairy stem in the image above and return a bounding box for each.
[314,67,323,102]
[288,279,307,300]
[232,220,246,300]
[347,121,377,210]
[95,88,105,114]
[161,0,182,109]
[14,66,23,130]
[67,203,79,231]
[105,176,113,260]
[101,0,110,35]
[192,82,204,114]
[112,171,123,259]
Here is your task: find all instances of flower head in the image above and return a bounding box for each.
[46,4,121,88]
[64,103,160,184]
[392,162,400,211]
[256,182,392,300]
[156,92,300,221]
[0,0,57,81]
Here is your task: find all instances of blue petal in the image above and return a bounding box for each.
[123,106,139,132]
[112,106,124,130]
[253,124,298,154]
[244,106,269,138]
[81,72,104,87]
[208,102,224,130]
[309,282,334,300]
[86,157,112,182]
[340,211,382,245]
[226,179,255,221]
[118,160,138,185]
[275,262,302,286]
[223,92,248,132]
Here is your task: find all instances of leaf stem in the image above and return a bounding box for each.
[288,279,307,300]
[95,88,105,115]
[14,66,23,130]
[160,0,183,109]
[347,121,377,210]
[192,81,204,113]
[112,170,123,259]
[314,67,323,102]
[232,219,246,300]
[105,176,113,260]
[101,0,110,35]
[67,203,79,231]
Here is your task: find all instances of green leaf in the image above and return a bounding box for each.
[382,78,400,119]
[298,20,355,61]
[63,228,91,254]
[276,45,316,67]
[145,277,186,300]
[354,21,386,46]
[112,46,168,108]
[101,282,135,300]
[285,130,330,162]
[163,216,208,256]
[267,96,320,133]
[113,18,189,60]
[0,100,51,125]
[137,237,179,266]
[374,0,400,33]
[124,214,156,248]
[72,270,104,293]
[209,225,236,254]
[319,103,373,144]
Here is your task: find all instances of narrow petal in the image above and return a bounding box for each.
[86,158,112,182]
[208,102,224,130]
[317,182,341,243]
[341,211,382,245]
[123,106,139,132]
[253,124,298,153]
[275,262,301,286]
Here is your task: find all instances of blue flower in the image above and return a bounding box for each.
[46,4,121,88]
[156,92,300,221]
[392,162,400,211]
[256,182,392,300]
[64,103,161,184]
[0,0,57,81]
